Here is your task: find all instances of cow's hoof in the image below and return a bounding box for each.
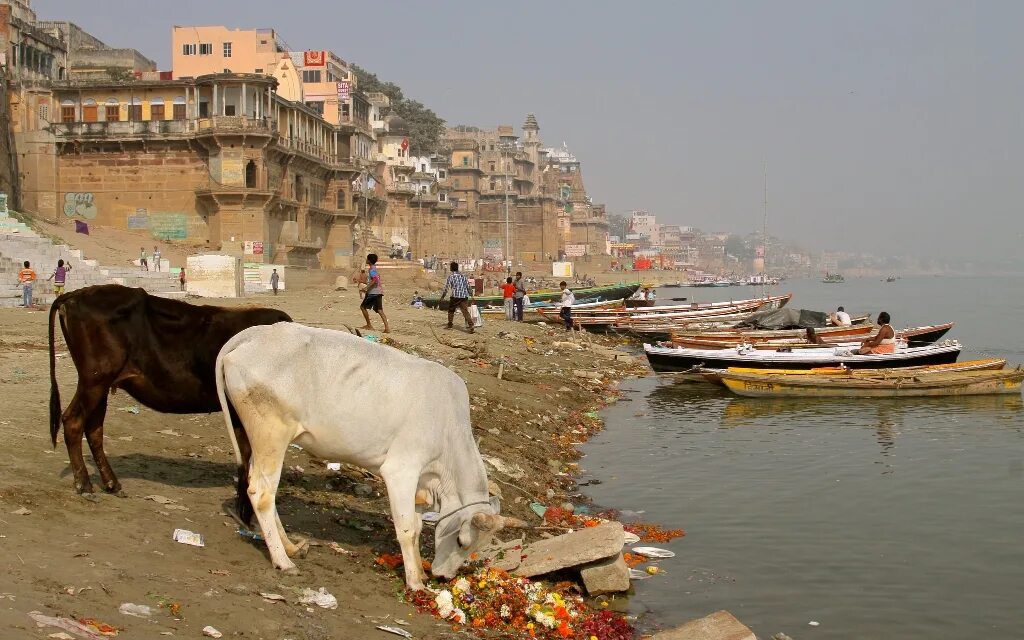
[75,483,95,495]
[103,483,123,495]
[80,492,100,503]
[281,566,301,576]
[408,580,426,592]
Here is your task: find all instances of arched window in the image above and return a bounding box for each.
[150,97,165,121]
[60,99,76,123]
[172,96,186,120]
[104,98,120,122]
[245,160,257,189]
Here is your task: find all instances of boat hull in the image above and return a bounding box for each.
[423,282,642,309]
[721,369,1024,398]
[644,343,962,372]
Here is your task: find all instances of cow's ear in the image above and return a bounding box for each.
[415,489,431,506]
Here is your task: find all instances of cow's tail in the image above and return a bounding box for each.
[48,293,66,448]
[216,335,254,527]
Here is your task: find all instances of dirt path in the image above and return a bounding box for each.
[0,279,645,639]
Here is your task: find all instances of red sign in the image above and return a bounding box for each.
[400,138,409,151]
[304,50,326,67]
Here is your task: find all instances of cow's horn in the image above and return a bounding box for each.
[471,512,500,531]
[499,516,531,529]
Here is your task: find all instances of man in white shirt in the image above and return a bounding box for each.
[559,281,575,331]
[832,306,852,326]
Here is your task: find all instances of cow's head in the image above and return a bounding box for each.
[430,496,527,579]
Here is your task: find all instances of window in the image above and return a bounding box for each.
[245,161,256,188]
[223,42,232,57]
[199,43,213,55]
[173,96,186,120]
[438,170,446,179]
[254,68,264,74]
[305,100,324,115]
[198,101,209,118]
[83,98,97,122]
[438,192,448,202]
[301,69,322,83]
[337,190,346,210]
[489,161,496,172]
[61,100,75,123]
[182,43,196,56]
[341,103,350,118]
[224,104,236,116]
[462,157,469,166]
[150,98,165,120]
[128,104,142,121]
[105,99,120,122]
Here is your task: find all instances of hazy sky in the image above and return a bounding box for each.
[37,0,1024,260]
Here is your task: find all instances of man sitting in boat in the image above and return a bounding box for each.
[805,327,826,345]
[830,306,852,326]
[857,312,896,354]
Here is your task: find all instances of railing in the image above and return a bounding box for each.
[276,136,338,163]
[195,115,274,133]
[387,182,417,194]
[52,119,193,138]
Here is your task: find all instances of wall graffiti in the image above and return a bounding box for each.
[149,213,188,240]
[63,193,98,219]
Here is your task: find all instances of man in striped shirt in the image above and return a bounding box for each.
[438,261,475,334]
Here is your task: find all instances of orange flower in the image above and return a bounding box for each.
[557,621,572,638]
[375,553,404,570]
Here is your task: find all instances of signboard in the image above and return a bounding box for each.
[565,244,587,257]
[337,81,350,101]
[552,261,573,278]
[244,241,265,256]
[756,245,765,258]
[304,50,326,67]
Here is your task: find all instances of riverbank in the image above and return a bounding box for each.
[0,275,655,639]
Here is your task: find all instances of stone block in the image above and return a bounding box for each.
[650,611,756,640]
[513,521,623,578]
[478,536,524,572]
[580,552,630,595]
[335,275,349,290]
[186,254,242,298]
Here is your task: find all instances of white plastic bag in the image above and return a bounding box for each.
[522,295,531,306]
[469,304,484,328]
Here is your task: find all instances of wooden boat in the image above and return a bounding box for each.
[696,358,1007,384]
[719,368,1024,398]
[673,323,954,350]
[669,316,877,342]
[561,293,792,318]
[423,282,641,309]
[479,298,624,316]
[624,298,657,308]
[643,341,962,372]
[822,272,845,283]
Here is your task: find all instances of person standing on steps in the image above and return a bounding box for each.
[513,271,527,322]
[270,268,280,296]
[179,267,186,291]
[47,259,71,296]
[18,260,36,308]
[359,253,390,333]
[438,261,475,334]
[153,245,162,272]
[139,247,148,271]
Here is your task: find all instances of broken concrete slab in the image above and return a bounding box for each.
[650,610,757,640]
[513,521,624,578]
[580,552,630,595]
[478,536,524,572]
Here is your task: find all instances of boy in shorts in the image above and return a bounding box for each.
[359,253,390,333]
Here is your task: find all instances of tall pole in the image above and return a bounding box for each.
[762,160,769,297]
[504,146,511,275]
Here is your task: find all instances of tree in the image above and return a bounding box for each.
[351,64,445,156]
[606,213,629,240]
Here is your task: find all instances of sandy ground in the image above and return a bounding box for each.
[0,272,647,639]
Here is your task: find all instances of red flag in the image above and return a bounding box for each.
[401,138,409,151]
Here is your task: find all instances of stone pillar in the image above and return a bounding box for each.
[241,82,247,117]
[212,84,218,117]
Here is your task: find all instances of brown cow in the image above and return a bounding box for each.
[48,284,291,496]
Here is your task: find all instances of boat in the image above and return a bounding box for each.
[822,272,845,283]
[423,282,642,309]
[643,341,962,372]
[719,368,1023,398]
[539,294,792,327]
[478,298,624,316]
[672,323,954,350]
[723,358,1006,377]
[886,275,897,283]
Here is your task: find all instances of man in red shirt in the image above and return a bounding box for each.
[500,276,516,320]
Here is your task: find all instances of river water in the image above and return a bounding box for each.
[584,276,1024,638]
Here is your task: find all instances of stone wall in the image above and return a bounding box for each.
[55,149,212,245]
[186,254,242,298]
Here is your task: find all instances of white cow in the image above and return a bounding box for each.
[215,322,523,590]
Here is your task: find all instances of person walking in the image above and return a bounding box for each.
[500,276,516,320]
[270,268,280,296]
[47,259,71,296]
[558,281,575,332]
[139,247,148,271]
[438,261,475,333]
[179,267,186,291]
[512,271,527,322]
[18,260,36,308]
[359,253,390,333]
[153,245,162,272]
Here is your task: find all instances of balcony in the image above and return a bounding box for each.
[195,115,274,135]
[52,119,195,140]
[386,182,417,194]
[276,136,337,163]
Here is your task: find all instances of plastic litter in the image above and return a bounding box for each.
[118,405,140,414]
[11,507,31,515]
[259,592,286,603]
[628,568,651,580]
[528,502,547,519]
[27,612,107,640]
[377,625,413,638]
[118,603,152,618]
[298,587,338,610]
[808,621,820,627]
[420,511,441,523]
[630,546,675,558]
[326,462,342,471]
[237,528,264,542]
[202,626,223,638]
[171,529,204,547]
[623,532,641,545]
